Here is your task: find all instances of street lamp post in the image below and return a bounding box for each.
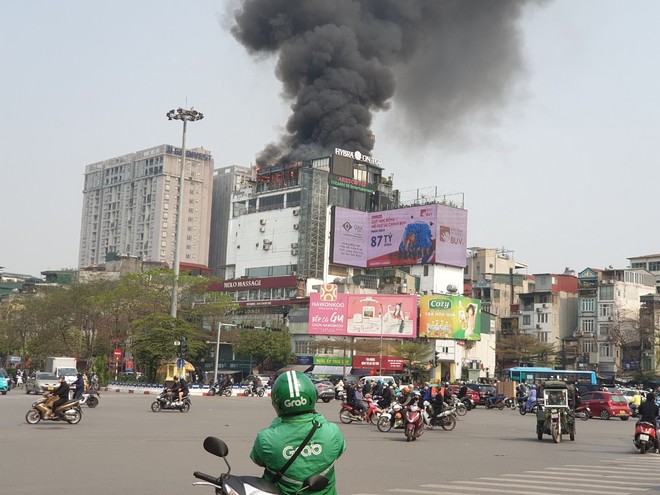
[166,107,204,318]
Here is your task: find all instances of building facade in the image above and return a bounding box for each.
[79,144,214,269]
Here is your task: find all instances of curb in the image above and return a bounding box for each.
[101,386,271,398]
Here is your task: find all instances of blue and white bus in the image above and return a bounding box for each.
[503,367,597,385]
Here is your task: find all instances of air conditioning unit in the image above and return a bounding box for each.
[291,242,298,248]
[291,249,298,256]
[536,307,542,312]
[293,223,299,230]
[293,209,300,216]
[608,316,613,321]
[259,226,266,233]
[263,244,271,250]
[536,324,542,329]
[260,218,267,225]
[542,303,548,308]
[263,239,272,245]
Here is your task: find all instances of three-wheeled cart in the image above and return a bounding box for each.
[536,380,575,443]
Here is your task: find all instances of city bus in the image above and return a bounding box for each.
[503,367,597,385]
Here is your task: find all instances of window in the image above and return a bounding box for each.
[583,341,595,353]
[649,261,660,271]
[537,313,548,324]
[599,343,612,358]
[600,285,614,300]
[294,341,311,354]
[599,304,613,317]
[582,318,594,333]
[581,298,595,312]
[523,315,531,326]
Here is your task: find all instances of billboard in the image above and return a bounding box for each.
[309,290,417,338]
[331,204,467,269]
[419,295,481,340]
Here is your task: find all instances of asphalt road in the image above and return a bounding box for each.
[2,392,660,494]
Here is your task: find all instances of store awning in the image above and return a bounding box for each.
[310,365,348,376]
[277,364,313,374]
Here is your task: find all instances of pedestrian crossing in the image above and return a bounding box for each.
[353,457,660,495]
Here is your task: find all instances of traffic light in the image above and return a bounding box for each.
[180,337,187,358]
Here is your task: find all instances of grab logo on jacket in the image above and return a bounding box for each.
[282,443,323,459]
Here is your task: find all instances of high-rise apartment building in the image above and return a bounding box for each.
[79,144,214,269]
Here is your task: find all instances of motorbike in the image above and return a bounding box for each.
[485,393,506,410]
[151,389,191,413]
[404,403,424,441]
[243,383,266,397]
[26,395,83,424]
[335,384,345,401]
[459,396,476,411]
[339,397,382,425]
[575,404,591,421]
[446,395,468,416]
[208,382,233,397]
[519,400,541,415]
[535,382,575,443]
[78,390,100,408]
[424,401,457,431]
[633,420,658,454]
[504,396,517,410]
[376,402,405,432]
[193,436,328,494]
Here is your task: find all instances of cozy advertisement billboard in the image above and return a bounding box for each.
[331,204,467,269]
[419,295,481,340]
[308,289,417,338]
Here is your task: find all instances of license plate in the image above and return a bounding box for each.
[640,434,649,442]
[551,413,559,419]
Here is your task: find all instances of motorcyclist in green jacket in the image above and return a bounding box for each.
[251,371,346,494]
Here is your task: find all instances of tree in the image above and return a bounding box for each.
[230,328,295,372]
[391,341,433,382]
[497,332,557,368]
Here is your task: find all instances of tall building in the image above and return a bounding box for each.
[79,144,214,269]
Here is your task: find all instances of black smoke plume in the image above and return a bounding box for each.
[231,0,544,166]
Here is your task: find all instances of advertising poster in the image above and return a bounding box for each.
[309,292,417,338]
[419,295,481,340]
[331,207,368,267]
[331,204,467,269]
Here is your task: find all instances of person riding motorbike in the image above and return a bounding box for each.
[46,375,70,419]
[176,376,189,405]
[73,373,85,400]
[638,392,660,452]
[398,386,414,408]
[250,370,346,495]
[353,384,369,418]
[458,381,468,400]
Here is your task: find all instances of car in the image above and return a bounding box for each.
[25,371,60,395]
[311,378,336,402]
[466,383,497,405]
[358,375,398,388]
[446,384,480,405]
[580,391,632,420]
[0,368,10,395]
[576,383,606,396]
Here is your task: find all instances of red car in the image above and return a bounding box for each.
[580,391,631,420]
[447,385,480,406]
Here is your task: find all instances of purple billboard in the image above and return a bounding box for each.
[332,205,467,268]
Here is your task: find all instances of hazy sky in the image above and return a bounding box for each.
[2,1,658,278]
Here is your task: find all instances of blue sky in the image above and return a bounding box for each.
[2,1,658,278]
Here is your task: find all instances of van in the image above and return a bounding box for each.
[358,375,398,388]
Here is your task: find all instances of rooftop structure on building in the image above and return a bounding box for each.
[628,253,660,294]
[79,144,214,270]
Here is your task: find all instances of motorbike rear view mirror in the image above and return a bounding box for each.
[300,475,328,493]
[203,437,229,458]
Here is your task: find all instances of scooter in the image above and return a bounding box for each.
[460,396,476,411]
[69,389,100,408]
[404,403,424,441]
[26,396,83,424]
[504,396,517,410]
[208,382,233,397]
[151,389,191,413]
[193,436,328,494]
[485,393,506,410]
[633,420,658,454]
[446,395,468,416]
[575,404,591,421]
[376,402,405,432]
[424,401,457,431]
[243,383,266,397]
[338,397,382,424]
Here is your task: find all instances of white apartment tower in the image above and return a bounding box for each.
[79,144,214,269]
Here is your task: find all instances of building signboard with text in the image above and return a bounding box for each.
[332,204,467,269]
[308,290,417,338]
[419,295,481,340]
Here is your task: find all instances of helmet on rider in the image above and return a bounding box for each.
[402,386,410,394]
[271,370,317,417]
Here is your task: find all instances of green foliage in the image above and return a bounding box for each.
[231,328,295,371]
